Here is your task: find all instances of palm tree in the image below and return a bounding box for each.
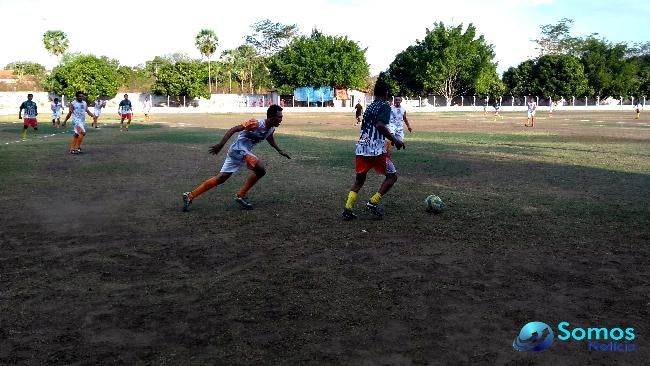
[221,49,236,93]
[43,30,69,63]
[195,29,219,94]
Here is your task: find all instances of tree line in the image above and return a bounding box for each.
[4,19,649,102]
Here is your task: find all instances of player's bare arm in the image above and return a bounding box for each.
[208,125,245,155]
[63,105,74,123]
[266,133,291,159]
[85,105,95,119]
[404,111,412,132]
[377,121,405,150]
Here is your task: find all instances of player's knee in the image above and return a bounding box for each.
[255,167,266,177]
[74,133,79,138]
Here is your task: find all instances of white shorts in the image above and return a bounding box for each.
[94,109,102,117]
[387,123,405,142]
[52,112,61,119]
[528,111,536,118]
[220,149,258,173]
[386,155,397,174]
[72,121,86,134]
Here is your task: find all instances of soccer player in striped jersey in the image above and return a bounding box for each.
[182,104,291,212]
[18,93,38,140]
[62,91,95,154]
[341,80,405,220]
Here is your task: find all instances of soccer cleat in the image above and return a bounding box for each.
[365,201,385,219]
[70,149,78,155]
[341,208,357,221]
[235,196,254,210]
[76,148,82,154]
[182,192,193,212]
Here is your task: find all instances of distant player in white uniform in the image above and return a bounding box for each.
[92,96,105,128]
[493,101,504,121]
[143,95,152,122]
[634,100,643,119]
[63,91,95,154]
[548,98,554,118]
[181,105,291,212]
[51,98,64,127]
[526,97,537,127]
[386,97,412,172]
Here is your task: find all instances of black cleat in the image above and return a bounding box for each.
[182,192,193,212]
[235,196,254,210]
[341,208,358,221]
[365,201,385,219]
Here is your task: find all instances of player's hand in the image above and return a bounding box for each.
[18,115,21,119]
[278,150,291,159]
[393,139,405,150]
[208,143,223,155]
[407,126,412,133]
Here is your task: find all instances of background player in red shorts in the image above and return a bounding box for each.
[19,93,39,140]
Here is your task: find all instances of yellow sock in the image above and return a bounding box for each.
[370,192,382,205]
[21,130,27,139]
[345,191,358,209]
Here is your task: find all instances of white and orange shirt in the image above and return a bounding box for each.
[229,118,275,153]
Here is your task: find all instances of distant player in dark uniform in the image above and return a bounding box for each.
[118,94,133,131]
[354,102,363,126]
[19,93,38,140]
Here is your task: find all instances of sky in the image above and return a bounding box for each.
[0,0,648,76]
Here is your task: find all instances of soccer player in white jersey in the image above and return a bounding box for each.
[388,97,412,142]
[182,105,291,212]
[51,97,64,128]
[634,100,643,119]
[92,96,105,128]
[525,97,537,127]
[62,91,95,154]
[341,80,405,220]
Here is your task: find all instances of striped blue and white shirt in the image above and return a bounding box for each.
[355,99,391,156]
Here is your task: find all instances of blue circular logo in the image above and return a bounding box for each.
[513,321,554,352]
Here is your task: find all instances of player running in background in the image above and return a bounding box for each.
[92,96,105,128]
[548,99,554,118]
[19,93,38,140]
[634,99,643,119]
[493,101,504,121]
[354,102,363,126]
[63,91,95,154]
[118,94,133,131]
[51,97,64,128]
[387,96,412,154]
[142,95,152,122]
[341,80,405,221]
[525,97,537,127]
[182,104,291,212]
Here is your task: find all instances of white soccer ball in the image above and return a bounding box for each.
[424,194,445,213]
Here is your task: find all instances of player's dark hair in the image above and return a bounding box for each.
[27,93,33,97]
[267,104,283,118]
[76,91,84,97]
[373,78,391,97]
[54,98,59,102]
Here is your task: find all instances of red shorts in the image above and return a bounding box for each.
[121,113,132,120]
[355,155,387,175]
[23,118,37,127]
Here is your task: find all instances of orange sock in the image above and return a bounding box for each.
[237,173,261,198]
[76,134,85,149]
[69,136,78,151]
[189,177,218,199]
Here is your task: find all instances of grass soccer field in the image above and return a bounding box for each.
[1,111,649,364]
